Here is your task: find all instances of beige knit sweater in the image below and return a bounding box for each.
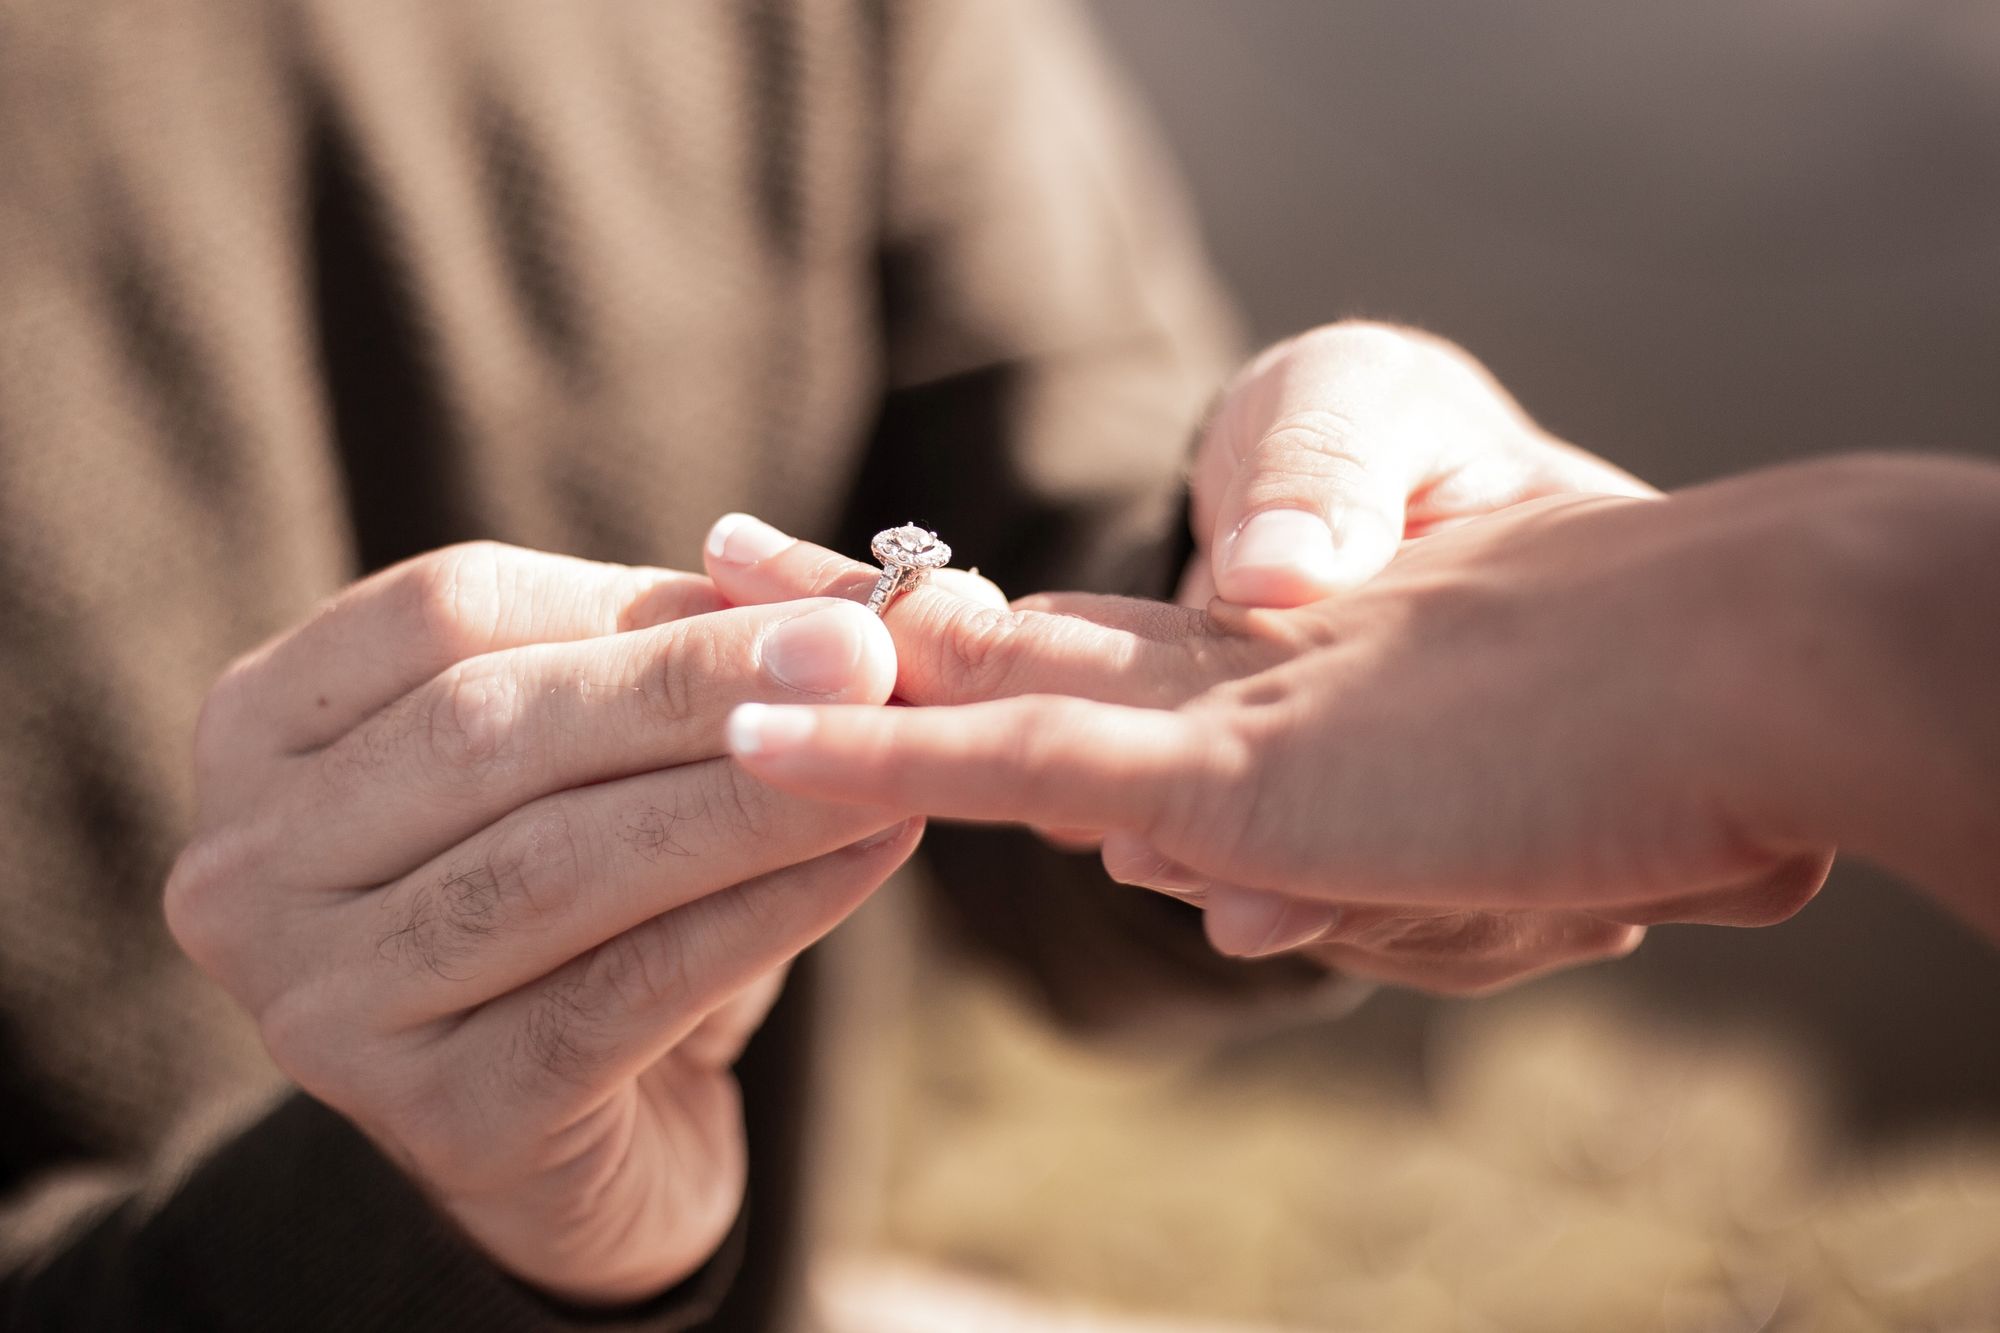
[0,1,1332,1327]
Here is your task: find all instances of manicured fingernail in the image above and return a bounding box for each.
[1206,889,1343,958]
[1258,902,1343,956]
[1101,833,1203,893]
[706,512,791,566]
[1218,509,1339,602]
[760,603,880,696]
[727,702,817,756]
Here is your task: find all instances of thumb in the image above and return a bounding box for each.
[1198,325,1437,607]
[1210,419,1409,608]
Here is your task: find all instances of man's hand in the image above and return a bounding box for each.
[1190,322,1654,607]
[701,516,1668,996]
[165,542,920,1304]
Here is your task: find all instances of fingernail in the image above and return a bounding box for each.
[760,603,877,696]
[1101,833,1203,892]
[1206,889,1343,958]
[727,702,817,756]
[1257,902,1343,956]
[851,817,921,852]
[706,512,791,566]
[1218,509,1339,603]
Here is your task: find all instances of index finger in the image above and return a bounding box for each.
[725,695,1244,837]
[223,542,722,753]
[702,513,1241,708]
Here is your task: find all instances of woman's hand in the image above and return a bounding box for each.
[166,542,920,1304]
[711,485,1859,993]
[1188,322,1655,608]
[703,508,1774,996]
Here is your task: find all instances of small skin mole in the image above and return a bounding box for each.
[316,696,330,708]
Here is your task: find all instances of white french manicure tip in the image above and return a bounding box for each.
[727,702,769,755]
[727,702,816,757]
[705,513,750,561]
[1231,510,1339,575]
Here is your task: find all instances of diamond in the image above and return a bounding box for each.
[871,523,951,570]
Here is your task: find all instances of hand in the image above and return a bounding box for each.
[1189,322,1655,608]
[698,515,1732,996]
[165,542,920,1304]
[710,499,1844,993]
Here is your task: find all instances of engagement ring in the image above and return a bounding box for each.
[867,524,951,615]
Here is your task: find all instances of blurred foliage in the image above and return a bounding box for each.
[875,973,2000,1332]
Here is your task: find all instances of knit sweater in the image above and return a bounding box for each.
[0,1,1318,1327]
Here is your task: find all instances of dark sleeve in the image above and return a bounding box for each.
[847,0,1344,1035]
[2,1094,743,1333]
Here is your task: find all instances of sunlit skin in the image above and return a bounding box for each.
[166,544,919,1304]
[704,322,1695,993]
[164,322,1999,1306]
[716,326,2000,968]
[166,319,1675,1302]
[1188,322,1654,607]
[720,455,2000,963]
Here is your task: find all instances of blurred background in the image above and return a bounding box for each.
[851,3,2000,1329]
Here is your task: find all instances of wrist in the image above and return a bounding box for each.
[1706,456,2000,910]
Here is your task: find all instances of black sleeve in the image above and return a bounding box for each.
[4,1094,744,1333]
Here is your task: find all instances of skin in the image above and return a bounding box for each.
[722,457,2000,959]
[165,322,1991,1303]
[164,542,921,1304]
[704,513,1649,995]
[173,320,1644,1302]
[702,323,1684,992]
[1190,321,1654,607]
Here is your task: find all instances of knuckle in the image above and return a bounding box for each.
[1251,414,1375,486]
[517,971,602,1086]
[590,924,692,1022]
[402,541,515,662]
[470,807,584,920]
[487,803,589,921]
[985,695,1078,776]
[161,827,274,983]
[519,922,695,1086]
[921,604,1024,701]
[700,762,774,842]
[161,836,235,970]
[191,656,258,782]
[642,623,724,726]
[381,805,587,979]
[423,658,526,778]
